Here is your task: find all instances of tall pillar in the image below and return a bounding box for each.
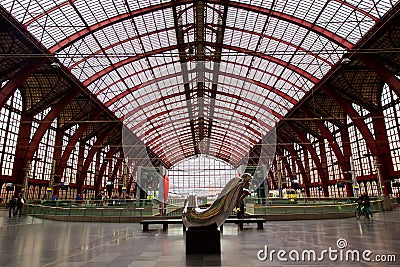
[52,129,64,197]
[371,108,393,195]
[76,141,85,195]
[340,124,355,197]
[12,112,33,196]
[319,140,329,197]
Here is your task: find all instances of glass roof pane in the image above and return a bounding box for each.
[75,1,106,25]
[357,0,396,18]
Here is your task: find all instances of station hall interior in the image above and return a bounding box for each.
[0,0,400,266]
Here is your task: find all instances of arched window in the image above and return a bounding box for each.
[382,83,400,171]
[348,105,374,177]
[29,107,56,181]
[64,125,79,184]
[168,154,237,197]
[0,85,22,177]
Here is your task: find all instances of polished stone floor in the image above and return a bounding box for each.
[0,208,399,267]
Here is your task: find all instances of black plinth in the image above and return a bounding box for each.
[185,225,221,254]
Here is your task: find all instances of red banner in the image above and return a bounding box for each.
[163,174,169,202]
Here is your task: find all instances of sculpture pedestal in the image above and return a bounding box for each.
[185,226,221,254]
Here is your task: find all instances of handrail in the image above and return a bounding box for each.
[25,199,384,218]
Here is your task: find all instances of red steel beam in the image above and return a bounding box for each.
[24,89,80,160]
[154,136,247,163]
[300,107,351,183]
[83,45,179,87]
[145,117,261,150]
[212,0,353,48]
[113,76,289,121]
[69,23,330,78]
[128,99,274,138]
[48,1,180,52]
[356,53,400,98]
[95,145,119,194]
[87,57,304,100]
[52,129,65,197]
[0,59,45,109]
[56,112,102,179]
[12,112,33,195]
[85,43,319,90]
[151,127,252,157]
[105,69,294,119]
[47,0,353,53]
[206,23,333,66]
[125,91,279,134]
[75,127,113,194]
[321,85,380,157]
[23,0,76,27]
[285,121,328,196]
[278,136,310,196]
[370,108,394,195]
[322,85,392,195]
[165,145,244,167]
[334,0,378,23]
[69,26,181,71]
[339,125,355,197]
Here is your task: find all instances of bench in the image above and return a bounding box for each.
[140,218,184,231]
[223,217,266,231]
[140,217,266,232]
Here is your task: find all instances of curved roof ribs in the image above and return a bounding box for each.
[146,128,261,159]
[137,107,270,142]
[156,134,250,167]
[153,135,252,166]
[46,1,354,53]
[82,45,177,87]
[128,98,273,159]
[16,0,376,168]
[108,71,290,118]
[68,25,182,71]
[127,99,275,137]
[166,147,244,167]
[23,0,75,27]
[114,81,288,126]
[151,126,253,154]
[334,0,379,23]
[86,44,317,104]
[146,118,262,150]
[131,98,275,136]
[134,126,246,166]
[67,24,332,73]
[94,58,306,104]
[40,0,346,165]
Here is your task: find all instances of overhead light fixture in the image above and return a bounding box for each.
[188,44,194,55]
[50,62,61,69]
[341,57,351,65]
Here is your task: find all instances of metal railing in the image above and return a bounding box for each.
[24,198,386,218]
[246,201,383,215]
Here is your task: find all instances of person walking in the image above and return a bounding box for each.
[16,193,25,216]
[76,194,83,207]
[356,191,373,219]
[8,196,17,217]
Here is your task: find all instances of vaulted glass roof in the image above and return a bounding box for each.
[2,0,398,167]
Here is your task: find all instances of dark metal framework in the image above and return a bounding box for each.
[0,0,400,197]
